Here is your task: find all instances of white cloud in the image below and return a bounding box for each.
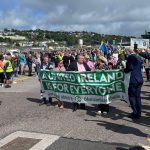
[1,0,150,35]
[0,8,31,29]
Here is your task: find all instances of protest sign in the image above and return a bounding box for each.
[40,70,130,104]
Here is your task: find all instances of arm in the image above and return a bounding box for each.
[67,62,76,71]
[4,62,9,71]
[84,63,91,71]
[67,63,74,71]
[0,63,4,69]
[124,56,134,73]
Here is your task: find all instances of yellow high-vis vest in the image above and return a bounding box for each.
[0,67,4,73]
[5,60,13,73]
[0,61,4,73]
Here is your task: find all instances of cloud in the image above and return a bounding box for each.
[0,0,150,35]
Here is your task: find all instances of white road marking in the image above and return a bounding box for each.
[0,131,60,150]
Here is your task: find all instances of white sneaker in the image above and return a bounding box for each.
[97,111,102,115]
[103,111,108,115]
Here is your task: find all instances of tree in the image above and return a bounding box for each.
[4,28,9,32]
[15,42,20,47]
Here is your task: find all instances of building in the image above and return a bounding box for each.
[0,42,9,46]
[0,35,26,40]
[19,41,34,47]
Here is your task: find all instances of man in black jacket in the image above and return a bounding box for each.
[68,55,91,72]
[124,49,143,119]
[68,55,91,111]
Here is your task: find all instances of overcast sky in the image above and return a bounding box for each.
[0,0,150,36]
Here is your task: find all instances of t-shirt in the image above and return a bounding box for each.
[19,55,26,64]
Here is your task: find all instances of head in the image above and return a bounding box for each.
[100,51,104,56]
[108,62,113,70]
[5,55,11,61]
[85,55,90,62]
[55,60,63,68]
[77,55,84,64]
[108,55,113,60]
[43,57,49,64]
[6,52,11,56]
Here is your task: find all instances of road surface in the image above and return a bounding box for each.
[0,76,149,150]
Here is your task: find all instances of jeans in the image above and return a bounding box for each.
[0,73,4,83]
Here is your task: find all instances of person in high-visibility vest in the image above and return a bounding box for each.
[4,55,13,88]
[0,54,5,87]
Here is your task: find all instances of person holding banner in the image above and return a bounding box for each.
[53,60,66,109]
[95,54,108,70]
[40,56,54,105]
[84,55,95,70]
[95,59,113,115]
[68,55,91,112]
[124,49,143,119]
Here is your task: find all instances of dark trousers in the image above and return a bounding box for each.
[28,64,32,76]
[145,68,150,80]
[36,64,41,76]
[73,103,85,110]
[0,73,4,83]
[98,104,109,112]
[128,84,142,117]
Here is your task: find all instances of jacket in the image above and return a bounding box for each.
[124,54,143,85]
[68,61,91,71]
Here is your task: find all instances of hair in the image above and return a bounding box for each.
[108,62,114,68]
[77,54,84,60]
[5,55,11,61]
[128,48,134,54]
[0,54,4,60]
[55,60,62,68]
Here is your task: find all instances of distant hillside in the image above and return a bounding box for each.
[0,29,134,46]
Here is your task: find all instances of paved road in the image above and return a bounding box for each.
[0,76,149,149]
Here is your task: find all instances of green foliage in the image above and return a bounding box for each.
[15,42,20,47]
[1,29,131,46]
[0,37,11,43]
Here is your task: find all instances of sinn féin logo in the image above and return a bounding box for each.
[75,96,82,103]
